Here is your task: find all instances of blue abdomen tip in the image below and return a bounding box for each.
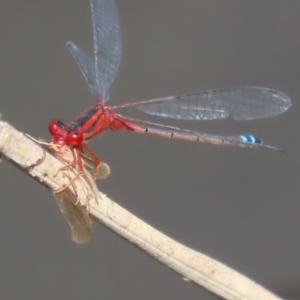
[240,135,262,144]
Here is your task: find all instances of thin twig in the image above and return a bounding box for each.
[0,120,282,300]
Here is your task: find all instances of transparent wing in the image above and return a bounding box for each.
[55,191,92,244]
[67,0,121,102]
[67,42,99,98]
[91,0,121,101]
[115,88,291,121]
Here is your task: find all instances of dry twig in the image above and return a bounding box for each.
[0,120,282,300]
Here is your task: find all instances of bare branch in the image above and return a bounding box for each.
[0,121,282,300]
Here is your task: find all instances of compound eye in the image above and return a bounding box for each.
[49,119,60,135]
[49,119,67,136]
[65,131,83,147]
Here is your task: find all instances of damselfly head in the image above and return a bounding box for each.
[49,119,79,146]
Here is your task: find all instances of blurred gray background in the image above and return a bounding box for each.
[0,1,299,299]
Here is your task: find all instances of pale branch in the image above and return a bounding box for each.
[0,121,282,300]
